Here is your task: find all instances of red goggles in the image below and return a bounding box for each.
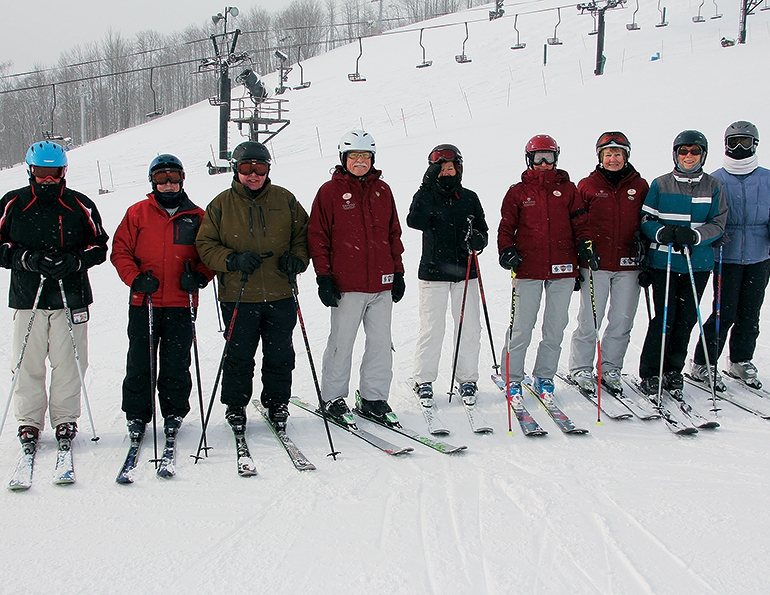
[236,161,270,176]
[151,169,184,185]
[597,131,630,148]
[429,148,459,164]
[31,165,64,180]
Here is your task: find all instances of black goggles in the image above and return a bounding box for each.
[236,161,270,176]
[726,136,755,150]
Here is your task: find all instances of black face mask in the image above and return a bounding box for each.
[726,145,755,160]
[437,175,460,192]
[155,190,183,209]
[31,179,64,201]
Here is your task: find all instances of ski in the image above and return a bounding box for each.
[253,401,316,471]
[491,373,548,436]
[685,375,770,419]
[290,397,413,456]
[8,441,37,491]
[116,434,144,484]
[522,378,589,434]
[623,376,698,435]
[556,372,633,420]
[607,376,662,420]
[458,398,494,433]
[666,387,720,429]
[233,429,258,477]
[53,438,76,485]
[156,435,177,478]
[408,381,450,435]
[722,370,770,399]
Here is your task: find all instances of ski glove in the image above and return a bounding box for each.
[577,238,600,271]
[657,224,678,245]
[574,271,584,292]
[317,275,341,308]
[180,270,209,292]
[132,272,159,295]
[14,250,46,274]
[278,251,306,276]
[638,270,653,288]
[227,251,263,275]
[420,163,442,189]
[464,229,487,253]
[391,272,406,303]
[499,246,522,271]
[40,253,81,280]
[675,226,698,247]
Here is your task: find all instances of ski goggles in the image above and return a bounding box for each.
[345,151,372,161]
[428,148,459,164]
[235,160,270,176]
[596,131,630,150]
[150,169,184,184]
[726,135,755,150]
[30,165,65,180]
[532,151,557,165]
[677,147,702,156]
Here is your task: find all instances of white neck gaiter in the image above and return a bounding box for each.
[723,153,759,175]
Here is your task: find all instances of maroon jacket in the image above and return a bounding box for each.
[308,166,404,293]
[111,193,214,307]
[497,168,588,280]
[577,166,648,272]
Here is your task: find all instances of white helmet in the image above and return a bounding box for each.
[338,129,376,155]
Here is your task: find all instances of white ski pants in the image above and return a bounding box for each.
[413,279,481,386]
[12,309,87,430]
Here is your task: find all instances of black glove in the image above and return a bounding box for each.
[577,238,600,271]
[317,275,341,308]
[657,224,678,245]
[278,251,306,276]
[499,246,522,271]
[227,252,263,274]
[420,163,441,189]
[39,253,81,280]
[180,270,208,292]
[638,269,653,288]
[14,250,46,273]
[464,229,487,252]
[574,271,584,292]
[675,226,698,247]
[391,272,405,303]
[132,272,159,295]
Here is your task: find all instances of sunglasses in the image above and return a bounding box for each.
[429,148,458,164]
[236,161,270,176]
[726,136,755,150]
[597,131,630,148]
[31,165,64,180]
[346,151,372,161]
[151,169,184,185]
[532,151,556,165]
[677,147,702,156]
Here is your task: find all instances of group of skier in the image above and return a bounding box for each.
[1,119,769,470]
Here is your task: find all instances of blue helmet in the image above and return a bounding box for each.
[148,154,184,179]
[25,141,67,175]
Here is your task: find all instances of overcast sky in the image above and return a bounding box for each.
[1,0,294,73]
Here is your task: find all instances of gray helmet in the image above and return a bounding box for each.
[725,120,759,144]
[231,141,271,172]
[724,120,759,159]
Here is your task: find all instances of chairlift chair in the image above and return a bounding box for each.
[589,13,598,36]
[627,0,641,30]
[45,84,65,140]
[145,68,164,119]
[455,22,472,63]
[547,8,564,45]
[416,29,432,68]
[293,46,311,90]
[656,1,668,27]
[511,14,526,49]
[762,0,770,11]
[348,37,366,82]
[711,0,722,19]
[692,0,706,22]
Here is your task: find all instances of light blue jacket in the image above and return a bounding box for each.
[711,166,770,265]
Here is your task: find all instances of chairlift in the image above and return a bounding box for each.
[145,68,164,119]
[711,0,722,19]
[416,29,432,68]
[455,22,472,63]
[656,1,668,27]
[692,0,706,23]
[762,0,770,11]
[588,13,598,36]
[511,14,526,49]
[293,46,311,90]
[547,8,564,45]
[627,0,641,30]
[348,37,366,82]
[43,84,65,140]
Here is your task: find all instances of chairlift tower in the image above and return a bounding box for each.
[739,0,765,43]
[577,1,627,76]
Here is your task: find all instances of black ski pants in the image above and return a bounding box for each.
[220,298,296,409]
[122,305,193,423]
[694,258,770,365]
[639,268,710,378]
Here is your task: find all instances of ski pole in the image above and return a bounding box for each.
[193,271,249,462]
[473,250,498,374]
[643,285,652,322]
[684,246,720,414]
[185,262,209,455]
[57,279,100,442]
[0,276,45,441]
[714,245,723,377]
[289,274,339,460]
[504,270,517,434]
[212,280,224,333]
[655,244,673,409]
[588,268,602,425]
[146,286,160,467]
[447,216,475,404]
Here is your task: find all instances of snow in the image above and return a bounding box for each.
[2,1,770,593]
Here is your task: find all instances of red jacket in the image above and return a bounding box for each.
[497,168,588,280]
[111,193,214,307]
[308,166,404,293]
[577,166,649,272]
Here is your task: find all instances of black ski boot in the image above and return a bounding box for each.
[324,397,352,424]
[267,403,289,432]
[638,376,660,396]
[127,419,146,441]
[163,415,183,438]
[226,405,247,433]
[359,398,395,424]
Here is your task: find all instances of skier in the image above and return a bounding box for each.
[568,132,649,394]
[196,141,309,432]
[498,135,593,401]
[0,141,108,448]
[111,154,214,442]
[407,144,488,407]
[307,129,405,423]
[689,121,770,390]
[637,130,727,396]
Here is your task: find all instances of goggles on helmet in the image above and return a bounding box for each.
[726,136,755,150]
[532,151,557,165]
[597,131,630,149]
[31,165,65,180]
[236,160,270,176]
[429,148,459,164]
[150,169,184,185]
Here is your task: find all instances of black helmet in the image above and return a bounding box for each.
[724,120,759,159]
[428,144,463,165]
[231,141,271,172]
[673,130,708,171]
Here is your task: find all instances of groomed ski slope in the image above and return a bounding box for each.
[2,1,770,593]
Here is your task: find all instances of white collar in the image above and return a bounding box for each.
[723,154,759,175]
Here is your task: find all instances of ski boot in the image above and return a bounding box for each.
[225,405,247,433]
[689,361,726,392]
[163,415,183,438]
[359,397,397,425]
[414,382,434,408]
[729,360,762,389]
[571,369,596,394]
[601,369,623,395]
[324,397,353,425]
[459,381,478,406]
[268,403,290,432]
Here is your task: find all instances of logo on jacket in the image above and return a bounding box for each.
[523,197,536,207]
[552,264,573,274]
[382,274,394,284]
[627,189,636,200]
[553,190,562,197]
[341,192,355,210]
[620,258,635,267]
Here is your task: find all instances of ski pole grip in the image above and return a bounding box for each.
[184,261,192,273]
